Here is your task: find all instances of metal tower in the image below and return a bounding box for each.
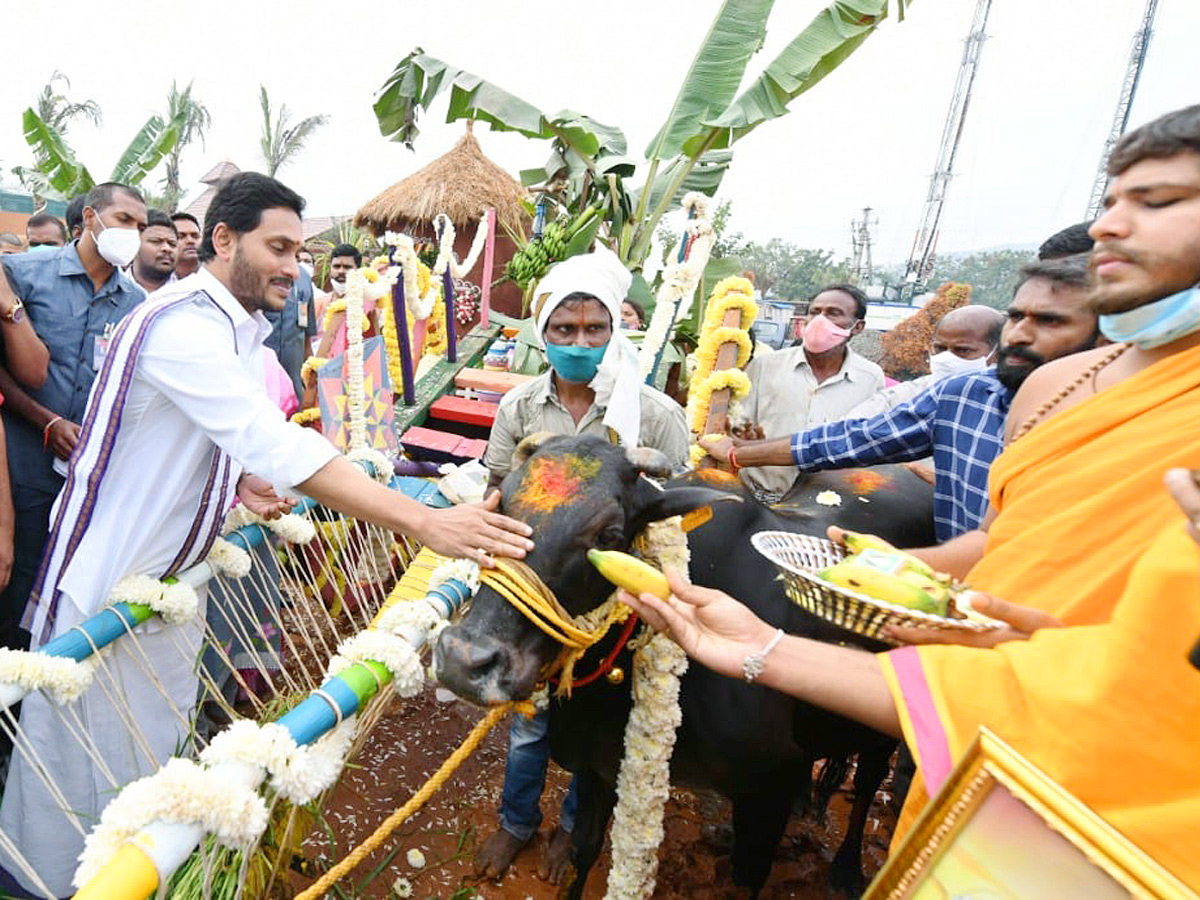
[850,207,877,285]
[904,0,993,293]
[1085,0,1161,219]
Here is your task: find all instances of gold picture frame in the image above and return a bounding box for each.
[866,727,1197,899]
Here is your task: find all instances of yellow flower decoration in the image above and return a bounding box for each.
[300,356,327,385]
[377,299,405,393]
[321,299,370,334]
[290,407,321,425]
[703,290,758,332]
[686,369,751,435]
[692,326,752,384]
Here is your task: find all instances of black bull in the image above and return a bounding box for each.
[435,435,935,896]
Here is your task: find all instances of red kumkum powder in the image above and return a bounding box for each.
[512,454,603,515]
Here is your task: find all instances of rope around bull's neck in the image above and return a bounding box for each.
[478,557,631,696]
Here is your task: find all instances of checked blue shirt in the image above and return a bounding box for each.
[791,369,1012,541]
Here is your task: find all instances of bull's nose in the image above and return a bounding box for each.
[434,628,512,704]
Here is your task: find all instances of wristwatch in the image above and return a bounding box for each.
[1,299,24,324]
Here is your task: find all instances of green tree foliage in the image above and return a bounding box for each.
[258,86,328,178]
[371,0,913,270]
[737,239,850,299]
[927,249,1030,309]
[35,71,102,134]
[161,81,212,212]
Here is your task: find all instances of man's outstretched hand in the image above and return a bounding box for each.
[418,492,534,568]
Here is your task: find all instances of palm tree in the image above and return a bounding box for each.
[36,71,102,135]
[161,80,212,211]
[258,86,328,177]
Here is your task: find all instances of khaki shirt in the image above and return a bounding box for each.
[741,346,884,497]
[484,372,689,483]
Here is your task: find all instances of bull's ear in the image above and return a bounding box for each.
[630,476,739,528]
[512,431,556,469]
[625,446,672,479]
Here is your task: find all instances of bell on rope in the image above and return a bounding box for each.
[606,667,625,685]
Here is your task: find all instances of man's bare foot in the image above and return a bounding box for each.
[537,825,573,884]
[473,828,529,879]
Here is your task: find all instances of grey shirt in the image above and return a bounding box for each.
[741,346,884,497]
[484,371,689,483]
[1,242,145,499]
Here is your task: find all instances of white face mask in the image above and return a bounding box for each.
[90,211,141,268]
[298,261,314,277]
[329,278,347,296]
[929,350,989,381]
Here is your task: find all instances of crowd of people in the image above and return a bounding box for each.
[0,101,1195,895]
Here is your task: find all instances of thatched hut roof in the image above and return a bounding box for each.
[354,124,528,236]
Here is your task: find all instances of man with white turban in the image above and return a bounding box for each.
[476,247,687,882]
[483,246,687,488]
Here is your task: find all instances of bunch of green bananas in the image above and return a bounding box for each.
[817,532,955,616]
[505,237,552,289]
[504,212,596,289]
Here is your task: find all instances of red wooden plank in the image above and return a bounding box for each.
[429,395,499,428]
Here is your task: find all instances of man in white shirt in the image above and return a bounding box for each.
[739,284,884,500]
[0,173,533,898]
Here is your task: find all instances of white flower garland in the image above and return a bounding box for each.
[0,648,97,704]
[383,231,440,320]
[638,193,717,380]
[200,717,358,806]
[431,213,489,279]
[326,631,425,699]
[205,537,252,579]
[221,505,316,545]
[605,517,690,900]
[74,757,269,888]
[427,558,482,596]
[108,574,199,626]
[347,446,393,483]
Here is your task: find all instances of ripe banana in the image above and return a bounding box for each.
[587,549,670,600]
[841,532,940,581]
[818,558,947,616]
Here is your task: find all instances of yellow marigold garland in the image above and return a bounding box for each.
[290,407,321,426]
[702,279,758,332]
[686,369,750,435]
[690,326,752,386]
[300,356,327,386]
[321,299,371,335]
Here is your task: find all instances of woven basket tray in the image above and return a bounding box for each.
[751,531,1003,646]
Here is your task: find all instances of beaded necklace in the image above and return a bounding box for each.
[1010,343,1130,442]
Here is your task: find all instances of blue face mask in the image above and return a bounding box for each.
[545,342,608,384]
[26,244,58,255]
[1099,285,1200,349]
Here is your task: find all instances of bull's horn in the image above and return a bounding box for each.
[513,431,556,468]
[626,446,672,479]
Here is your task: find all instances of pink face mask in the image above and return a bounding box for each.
[802,314,852,354]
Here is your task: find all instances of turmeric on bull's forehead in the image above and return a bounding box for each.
[513,454,605,513]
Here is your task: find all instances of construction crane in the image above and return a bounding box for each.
[849,206,877,285]
[903,0,993,296]
[1085,0,1161,219]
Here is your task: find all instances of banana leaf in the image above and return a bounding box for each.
[375,49,552,146]
[634,148,733,217]
[643,0,774,161]
[20,107,94,198]
[684,0,905,155]
[110,113,181,185]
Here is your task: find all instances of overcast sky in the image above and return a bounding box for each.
[1,0,1197,267]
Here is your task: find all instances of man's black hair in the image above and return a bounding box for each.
[197,172,305,262]
[811,283,869,320]
[83,182,145,214]
[170,210,200,229]
[1108,104,1200,176]
[1038,222,1094,260]
[1013,253,1091,295]
[26,212,68,242]
[330,243,362,267]
[145,209,178,236]
[65,194,87,236]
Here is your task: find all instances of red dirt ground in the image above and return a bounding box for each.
[295,686,897,899]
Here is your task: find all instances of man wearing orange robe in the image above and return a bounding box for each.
[620,104,1200,889]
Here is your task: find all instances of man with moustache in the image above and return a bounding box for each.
[702,254,1100,540]
[129,209,179,294]
[0,172,534,898]
[623,105,1200,887]
[171,211,202,279]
